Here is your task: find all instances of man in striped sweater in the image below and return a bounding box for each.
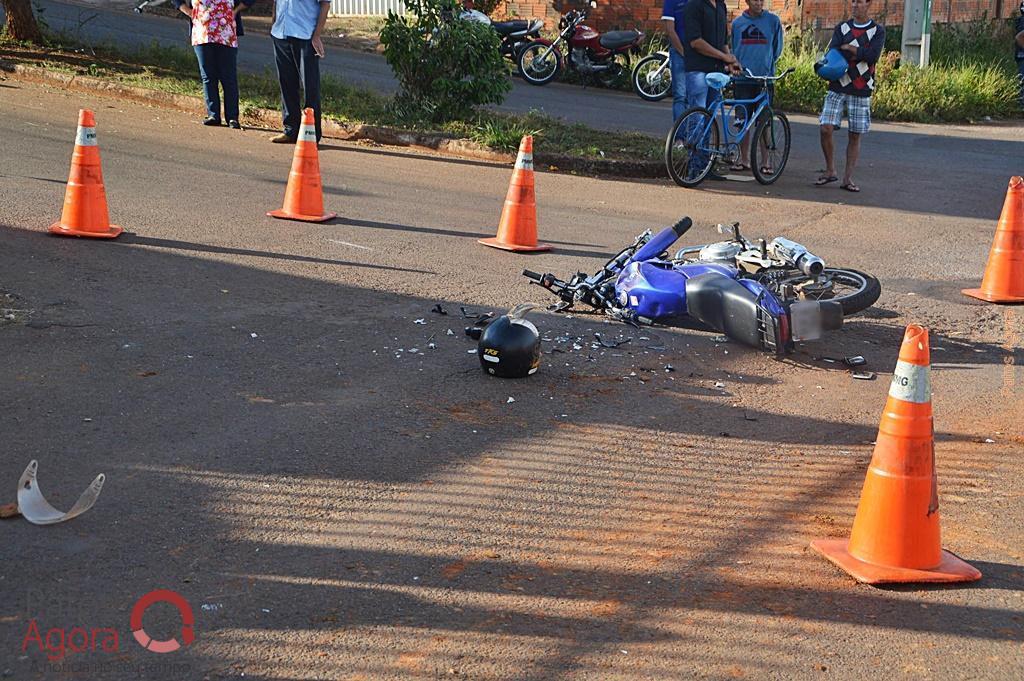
[814,0,885,193]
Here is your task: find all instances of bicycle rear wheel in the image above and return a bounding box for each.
[665,107,719,188]
[751,110,791,185]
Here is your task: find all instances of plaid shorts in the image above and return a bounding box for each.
[819,91,872,134]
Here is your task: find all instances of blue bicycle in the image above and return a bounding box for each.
[665,67,795,188]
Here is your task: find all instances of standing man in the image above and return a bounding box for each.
[682,0,739,112]
[661,0,688,122]
[815,0,884,193]
[730,0,782,171]
[270,0,330,143]
[1015,1,1024,109]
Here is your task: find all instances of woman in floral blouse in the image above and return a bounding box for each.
[176,0,253,128]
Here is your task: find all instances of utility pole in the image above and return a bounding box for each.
[901,0,933,67]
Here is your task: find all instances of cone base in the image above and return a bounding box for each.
[267,210,337,223]
[478,237,552,253]
[961,287,1024,304]
[811,538,982,585]
[48,222,122,239]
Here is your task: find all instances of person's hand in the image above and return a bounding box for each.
[839,43,858,55]
[312,34,326,58]
[723,53,737,65]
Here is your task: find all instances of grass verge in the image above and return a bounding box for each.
[0,34,661,163]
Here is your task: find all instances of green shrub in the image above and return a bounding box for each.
[380,0,510,123]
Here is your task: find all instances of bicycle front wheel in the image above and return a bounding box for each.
[751,111,791,185]
[665,107,719,188]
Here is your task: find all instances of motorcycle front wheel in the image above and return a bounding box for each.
[774,268,881,316]
[518,43,561,85]
[665,107,719,188]
[632,54,671,101]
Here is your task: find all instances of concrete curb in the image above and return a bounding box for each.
[0,60,664,178]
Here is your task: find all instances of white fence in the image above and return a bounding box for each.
[330,0,405,15]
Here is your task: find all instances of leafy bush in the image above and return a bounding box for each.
[380,0,510,123]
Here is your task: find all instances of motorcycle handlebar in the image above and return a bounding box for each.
[523,269,543,282]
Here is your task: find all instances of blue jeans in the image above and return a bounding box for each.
[684,70,721,111]
[194,43,239,123]
[273,36,322,140]
[669,50,688,121]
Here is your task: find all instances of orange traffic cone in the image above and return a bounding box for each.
[49,109,122,239]
[962,176,1024,303]
[479,135,551,252]
[267,108,336,223]
[811,324,981,585]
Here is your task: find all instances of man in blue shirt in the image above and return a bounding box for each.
[730,0,782,170]
[270,0,331,143]
[661,0,688,121]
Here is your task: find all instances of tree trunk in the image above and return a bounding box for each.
[4,0,43,43]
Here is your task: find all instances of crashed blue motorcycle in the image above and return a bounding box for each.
[523,217,881,355]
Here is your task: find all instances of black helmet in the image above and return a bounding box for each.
[478,303,541,378]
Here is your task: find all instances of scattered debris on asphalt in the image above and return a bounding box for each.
[414,319,426,325]
[0,503,20,519]
[431,303,448,315]
[852,371,876,380]
[16,460,105,526]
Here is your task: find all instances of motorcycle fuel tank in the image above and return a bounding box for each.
[572,24,601,48]
[616,261,735,319]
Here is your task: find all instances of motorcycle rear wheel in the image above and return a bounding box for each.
[632,54,671,101]
[518,43,560,85]
[774,268,881,316]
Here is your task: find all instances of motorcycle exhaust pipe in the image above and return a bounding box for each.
[769,237,824,277]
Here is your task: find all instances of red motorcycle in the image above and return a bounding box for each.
[517,1,644,87]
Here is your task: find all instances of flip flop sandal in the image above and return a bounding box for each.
[729,163,751,172]
[840,183,861,192]
[815,175,839,186]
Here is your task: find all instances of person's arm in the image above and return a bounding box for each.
[663,19,685,56]
[1016,29,1024,48]
[172,0,191,18]
[311,0,330,57]
[854,24,884,64]
[773,17,784,67]
[684,2,736,66]
[234,0,254,18]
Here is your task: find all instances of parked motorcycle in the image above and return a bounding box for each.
[458,5,544,69]
[524,218,881,355]
[517,1,644,87]
[631,50,671,101]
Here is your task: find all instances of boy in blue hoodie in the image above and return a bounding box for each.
[729,0,783,171]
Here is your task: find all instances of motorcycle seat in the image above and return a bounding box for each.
[492,20,533,36]
[599,30,640,50]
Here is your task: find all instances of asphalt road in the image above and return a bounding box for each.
[1,80,1022,680]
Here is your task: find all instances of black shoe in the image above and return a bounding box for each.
[228,120,241,129]
[203,117,222,126]
[270,133,297,144]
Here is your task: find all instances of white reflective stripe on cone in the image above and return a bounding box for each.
[299,125,317,143]
[514,152,534,171]
[888,360,931,404]
[75,126,98,147]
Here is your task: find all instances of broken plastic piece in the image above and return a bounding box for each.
[594,333,630,348]
[844,355,867,367]
[431,304,448,316]
[851,371,876,380]
[465,326,483,340]
[17,460,105,525]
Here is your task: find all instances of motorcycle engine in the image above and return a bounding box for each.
[697,241,743,264]
[572,48,596,74]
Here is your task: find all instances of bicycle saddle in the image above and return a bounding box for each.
[705,72,731,90]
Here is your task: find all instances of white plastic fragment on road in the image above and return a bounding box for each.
[507,397,515,404]
[16,460,105,526]
[414,319,426,325]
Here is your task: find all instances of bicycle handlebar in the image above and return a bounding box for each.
[741,67,795,81]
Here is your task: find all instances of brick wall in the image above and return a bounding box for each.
[497,0,1017,32]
